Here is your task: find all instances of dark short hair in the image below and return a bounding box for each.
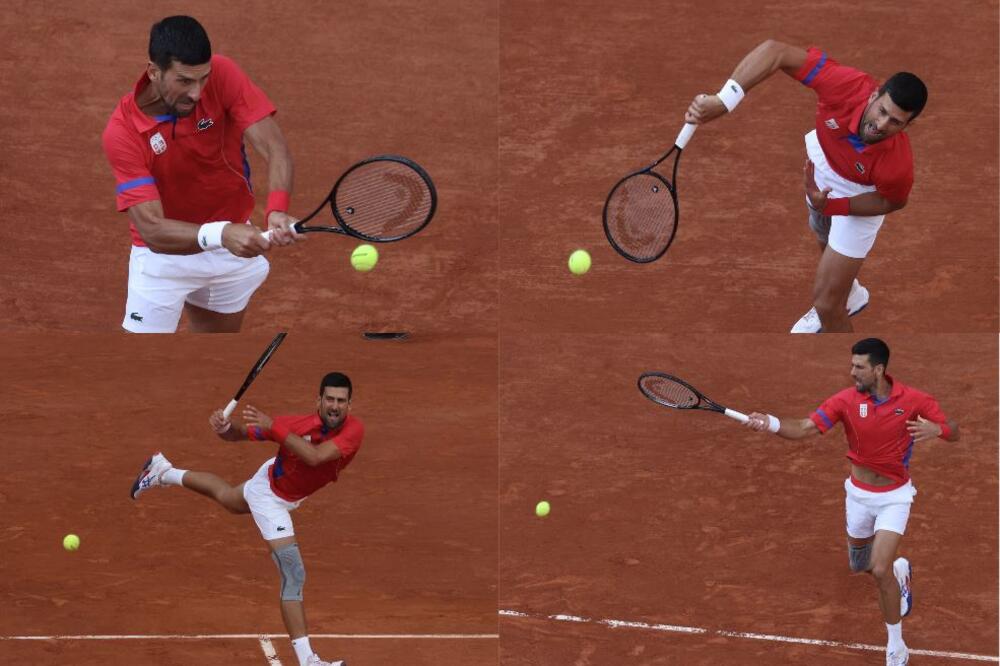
[852,338,890,371]
[149,16,211,71]
[320,372,353,399]
[878,72,927,121]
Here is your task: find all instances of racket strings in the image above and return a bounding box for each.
[335,162,433,239]
[605,173,677,261]
[640,375,699,408]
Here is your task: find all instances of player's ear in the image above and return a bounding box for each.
[146,61,160,82]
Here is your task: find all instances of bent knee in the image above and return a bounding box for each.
[870,560,893,582]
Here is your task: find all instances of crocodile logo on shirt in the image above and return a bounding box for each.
[855,162,865,175]
[894,408,905,415]
[196,117,214,131]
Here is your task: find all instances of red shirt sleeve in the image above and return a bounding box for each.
[331,418,364,457]
[209,55,276,132]
[794,47,877,108]
[810,392,844,434]
[102,116,160,212]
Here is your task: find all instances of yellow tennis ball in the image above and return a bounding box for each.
[63,534,80,551]
[351,244,379,272]
[535,500,551,518]
[568,249,591,275]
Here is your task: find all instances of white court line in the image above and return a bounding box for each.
[499,609,999,662]
[258,636,283,665]
[0,633,498,640]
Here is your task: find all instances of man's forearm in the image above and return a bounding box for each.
[216,423,249,442]
[841,192,904,217]
[774,417,819,441]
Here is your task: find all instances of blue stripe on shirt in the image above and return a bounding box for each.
[815,408,834,429]
[116,176,155,194]
[802,52,827,85]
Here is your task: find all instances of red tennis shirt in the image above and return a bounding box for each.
[794,46,914,204]
[102,55,276,247]
[248,413,364,502]
[809,375,950,491]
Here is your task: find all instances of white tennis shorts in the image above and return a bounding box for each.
[123,240,269,333]
[243,457,303,541]
[804,130,885,259]
[844,477,917,538]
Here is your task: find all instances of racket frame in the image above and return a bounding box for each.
[637,371,751,425]
[222,332,287,419]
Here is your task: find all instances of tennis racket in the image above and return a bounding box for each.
[637,371,779,432]
[263,155,436,243]
[603,123,697,263]
[221,332,287,419]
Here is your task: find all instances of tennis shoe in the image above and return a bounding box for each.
[790,279,869,333]
[130,452,172,500]
[886,645,909,665]
[894,557,913,617]
[306,655,346,666]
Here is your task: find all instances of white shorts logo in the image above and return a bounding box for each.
[859,403,868,418]
[149,132,167,155]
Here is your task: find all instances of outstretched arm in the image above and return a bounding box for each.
[744,412,820,440]
[685,40,809,125]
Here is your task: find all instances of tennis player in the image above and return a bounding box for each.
[744,338,958,666]
[103,15,301,333]
[685,40,927,333]
[130,372,362,666]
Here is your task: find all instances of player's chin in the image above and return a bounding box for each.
[173,103,196,117]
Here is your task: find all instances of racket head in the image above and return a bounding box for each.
[637,372,707,410]
[603,169,679,263]
[325,155,436,242]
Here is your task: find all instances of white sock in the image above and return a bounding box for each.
[886,621,904,651]
[292,636,314,665]
[160,468,187,486]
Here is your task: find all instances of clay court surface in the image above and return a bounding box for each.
[0,332,498,665]
[0,0,497,336]
[500,334,998,664]
[499,0,998,335]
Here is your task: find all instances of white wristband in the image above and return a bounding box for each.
[766,414,781,433]
[197,221,230,251]
[717,78,746,112]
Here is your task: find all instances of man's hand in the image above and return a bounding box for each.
[804,159,832,211]
[266,211,303,247]
[209,408,231,434]
[685,93,728,125]
[242,404,273,430]
[906,416,942,443]
[744,411,771,432]
[222,223,271,258]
